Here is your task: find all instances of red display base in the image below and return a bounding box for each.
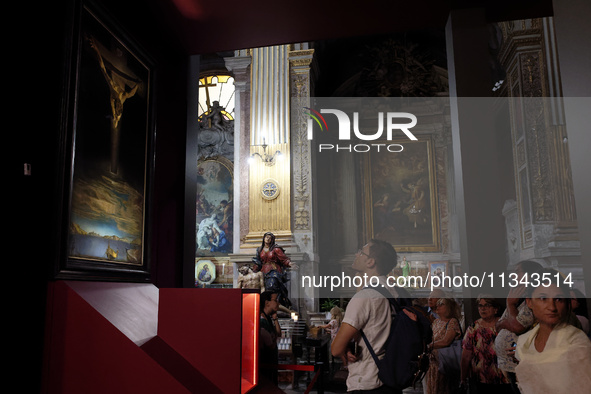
[42,281,259,393]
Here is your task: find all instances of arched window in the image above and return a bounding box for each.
[198,74,235,122]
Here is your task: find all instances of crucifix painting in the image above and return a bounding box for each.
[64,3,153,271]
[87,34,142,175]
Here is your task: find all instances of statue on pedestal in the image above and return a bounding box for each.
[197,101,234,160]
[252,232,295,309]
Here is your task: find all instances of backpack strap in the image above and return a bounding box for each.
[360,328,381,366]
[359,285,400,366]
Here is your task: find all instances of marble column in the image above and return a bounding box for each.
[243,45,293,250]
[225,53,252,252]
[496,17,583,285]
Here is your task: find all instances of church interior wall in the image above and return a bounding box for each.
[191,17,588,308]
[16,0,589,390]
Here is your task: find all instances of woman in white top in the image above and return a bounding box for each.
[515,269,591,394]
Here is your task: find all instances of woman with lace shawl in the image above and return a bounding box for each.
[515,268,591,394]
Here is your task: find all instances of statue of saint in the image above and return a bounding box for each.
[252,232,296,309]
[402,256,411,278]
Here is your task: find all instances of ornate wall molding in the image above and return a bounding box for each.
[289,49,316,258]
[498,17,580,266]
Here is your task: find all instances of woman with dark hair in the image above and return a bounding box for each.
[460,295,511,394]
[253,232,294,309]
[515,268,591,393]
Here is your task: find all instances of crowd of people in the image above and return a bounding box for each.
[329,250,591,394]
[250,233,591,393]
[422,261,591,394]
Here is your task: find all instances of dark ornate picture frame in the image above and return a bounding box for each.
[363,136,441,252]
[55,0,155,281]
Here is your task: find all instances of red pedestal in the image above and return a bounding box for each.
[42,281,259,393]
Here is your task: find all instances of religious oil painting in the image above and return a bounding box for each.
[364,136,440,252]
[429,261,449,288]
[195,259,217,286]
[57,0,154,281]
[196,157,234,256]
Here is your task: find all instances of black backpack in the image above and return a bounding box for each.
[360,285,432,390]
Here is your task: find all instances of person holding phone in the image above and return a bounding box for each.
[494,260,542,393]
[514,268,591,393]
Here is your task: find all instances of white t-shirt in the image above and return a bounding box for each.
[342,277,398,391]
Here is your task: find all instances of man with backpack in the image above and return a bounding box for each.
[331,239,424,394]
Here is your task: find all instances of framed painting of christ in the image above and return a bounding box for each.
[54,0,155,281]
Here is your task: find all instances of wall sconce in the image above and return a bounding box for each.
[248,138,283,166]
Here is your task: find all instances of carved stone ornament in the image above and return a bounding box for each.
[260,178,280,200]
[197,101,235,161]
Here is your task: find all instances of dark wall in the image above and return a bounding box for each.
[15,1,69,391]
